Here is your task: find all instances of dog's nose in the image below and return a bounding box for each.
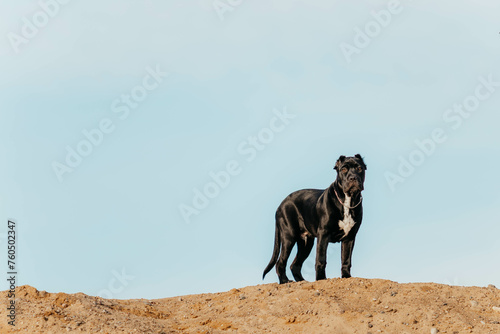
[349,175,356,181]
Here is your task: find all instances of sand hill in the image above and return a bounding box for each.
[1,278,500,333]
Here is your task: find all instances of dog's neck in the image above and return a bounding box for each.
[342,194,352,211]
[331,180,362,209]
[338,193,355,237]
[331,182,357,236]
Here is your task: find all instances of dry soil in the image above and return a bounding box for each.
[1,278,500,333]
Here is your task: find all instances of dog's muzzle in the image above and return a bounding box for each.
[344,177,364,195]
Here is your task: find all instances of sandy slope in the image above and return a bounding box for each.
[1,278,500,333]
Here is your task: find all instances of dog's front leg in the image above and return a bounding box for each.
[341,238,356,278]
[315,232,330,281]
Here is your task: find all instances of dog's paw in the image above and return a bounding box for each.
[341,267,352,278]
[279,279,293,284]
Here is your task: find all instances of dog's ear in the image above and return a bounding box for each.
[334,155,346,171]
[355,154,367,170]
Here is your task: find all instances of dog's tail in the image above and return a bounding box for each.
[262,221,281,280]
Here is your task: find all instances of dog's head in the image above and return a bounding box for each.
[334,154,367,196]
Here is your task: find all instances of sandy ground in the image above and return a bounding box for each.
[1,278,500,333]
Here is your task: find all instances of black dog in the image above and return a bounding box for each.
[263,154,366,284]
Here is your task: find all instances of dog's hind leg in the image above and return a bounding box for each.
[275,229,295,284]
[290,234,314,282]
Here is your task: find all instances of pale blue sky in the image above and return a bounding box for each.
[1,0,499,299]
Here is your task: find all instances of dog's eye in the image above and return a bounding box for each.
[341,167,348,173]
[357,166,363,172]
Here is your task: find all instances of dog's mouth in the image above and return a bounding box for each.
[344,182,363,197]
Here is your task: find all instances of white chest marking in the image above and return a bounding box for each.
[338,195,356,236]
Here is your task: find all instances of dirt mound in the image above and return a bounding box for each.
[2,278,500,333]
